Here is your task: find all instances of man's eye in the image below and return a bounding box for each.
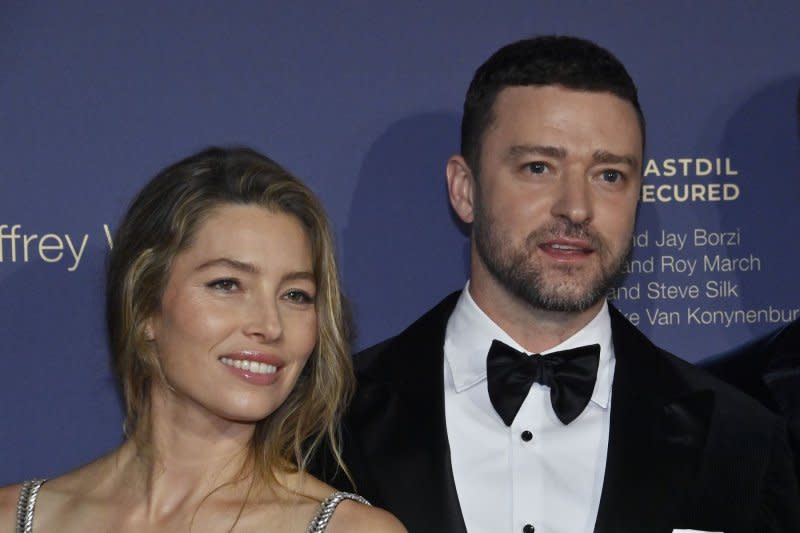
[285,290,315,304]
[601,169,624,183]
[207,278,239,291]
[525,162,548,174]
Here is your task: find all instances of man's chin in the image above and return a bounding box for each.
[536,296,603,314]
[523,280,607,313]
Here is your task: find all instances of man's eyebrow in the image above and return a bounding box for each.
[593,150,639,169]
[507,144,567,160]
[195,257,259,274]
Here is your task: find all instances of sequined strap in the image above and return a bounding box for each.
[306,491,370,533]
[15,479,46,533]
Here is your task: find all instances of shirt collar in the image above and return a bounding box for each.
[444,281,615,408]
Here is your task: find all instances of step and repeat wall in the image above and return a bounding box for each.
[1,2,798,484]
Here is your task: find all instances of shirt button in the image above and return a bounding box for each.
[521,430,533,442]
[523,524,535,533]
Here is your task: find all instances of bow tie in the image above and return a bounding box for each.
[486,340,600,426]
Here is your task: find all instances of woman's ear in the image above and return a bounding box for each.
[144,318,155,342]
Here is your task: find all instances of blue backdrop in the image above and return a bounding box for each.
[1,2,798,484]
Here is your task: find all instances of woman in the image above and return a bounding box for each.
[0,147,405,532]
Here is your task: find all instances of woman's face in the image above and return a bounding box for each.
[147,204,318,424]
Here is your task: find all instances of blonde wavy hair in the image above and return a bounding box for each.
[106,147,353,483]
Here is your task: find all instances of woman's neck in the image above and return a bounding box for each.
[113,386,263,521]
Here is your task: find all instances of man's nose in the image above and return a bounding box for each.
[551,173,592,225]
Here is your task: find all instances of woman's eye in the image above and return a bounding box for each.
[524,161,548,174]
[207,278,239,292]
[285,290,314,304]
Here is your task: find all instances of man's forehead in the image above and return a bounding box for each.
[485,85,644,158]
[491,84,637,113]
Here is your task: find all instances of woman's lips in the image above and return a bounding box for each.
[218,352,284,385]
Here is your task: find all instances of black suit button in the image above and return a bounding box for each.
[523,524,535,533]
[521,430,533,442]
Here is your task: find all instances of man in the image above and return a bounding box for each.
[329,36,800,532]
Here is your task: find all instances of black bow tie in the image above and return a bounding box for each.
[486,340,600,426]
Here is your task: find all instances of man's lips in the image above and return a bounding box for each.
[538,238,595,259]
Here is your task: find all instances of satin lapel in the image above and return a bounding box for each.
[593,307,713,533]
[350,292,467,533]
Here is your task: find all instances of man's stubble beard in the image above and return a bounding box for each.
[472,196,632,313]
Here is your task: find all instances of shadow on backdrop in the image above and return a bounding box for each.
[713,76,800,354]
[343,112,469,351]
[703,77,800,358]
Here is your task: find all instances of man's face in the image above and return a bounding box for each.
[469,85,642,313]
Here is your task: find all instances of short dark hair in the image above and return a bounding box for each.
[461,35,645,172]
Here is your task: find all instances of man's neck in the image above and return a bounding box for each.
[467,277,605,354]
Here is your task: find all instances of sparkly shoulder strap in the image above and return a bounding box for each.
[306,491,370,533]
[15,479,46,533]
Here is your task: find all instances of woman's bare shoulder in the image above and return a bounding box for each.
[0,482,23,522]
[0,452,120,530]
[325,499,407,533]
[284,472,406,532]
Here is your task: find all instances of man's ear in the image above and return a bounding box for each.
[446,155,476,224]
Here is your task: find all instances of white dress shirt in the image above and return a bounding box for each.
[444,283,616,533]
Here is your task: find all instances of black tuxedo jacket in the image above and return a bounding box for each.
[703,319,800,484]
[324,293,800,532]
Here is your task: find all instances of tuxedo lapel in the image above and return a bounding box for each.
[593,307,713,533]
[349,292,467,533]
